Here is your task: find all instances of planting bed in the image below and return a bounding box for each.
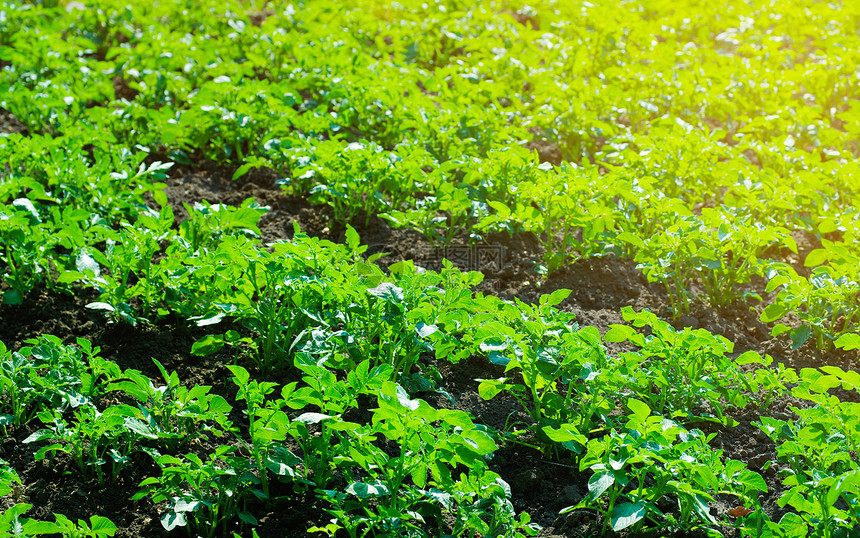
[2,1,860,537]
[0,159,856,537]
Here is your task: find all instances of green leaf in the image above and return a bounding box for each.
[191,334,224,356]
[193,312,224,327]
[766,274,792,293]
[835,333,860,351]
[616,232,645,248]
[227,365,250,386]
[346,480,390,498]
[690,493,717,524]
[587,471,615,500]
[345,225,360,251]
[12,198,39,221]
[56,271,86,284]
[224,329,242,342]
[487,351,511,366]
[821,366,860,390]
[328,421,360,432]
[76,251,100,276]
[22,520,61,534]
[460,429,498,455]
[160,512,187,531]
[604,324,636,343]
[109,377,148,402]
[295,412,331,424]
[174,499,200,513]
[208,395,232,415]
[416,322,438,338]
[735,350,764,365]
[790,325,811,349]
[827,471,860,508]
[804,249,829,267]
[237,511,258,526]
[88,516,117,536]
[2,290,22,305]
[265,446,302,477]
[542,424,587,450]
[422,488,452,508]
[737,469,767,493]
[611,502,646,531]
[395,384,420,411]
[23,430,52,444]
[410,466,428,489]
[771,323,792,337]
[232,162,255,180]
[477,379,506,400]
[124,417,157,439]
[774,512,808,537]
[86,302,116,312]
[761,304,788,323]
[808,374,840,394]
[627,398,651,422]
[153,189,168,207]
[367,282,404,302]
[540,288,572,307]
[479,337,508,352]
[387,260,412,276]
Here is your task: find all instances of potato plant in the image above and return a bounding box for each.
[763,245,860,350]
[2,0,860,536]
[566,401,765,534]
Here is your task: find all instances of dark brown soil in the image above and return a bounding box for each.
[0,108,27,136]
[2,154,858,537]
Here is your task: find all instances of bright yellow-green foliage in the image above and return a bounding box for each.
[4,2,860,536]
[1,0,859,336]
[367,0,860,205]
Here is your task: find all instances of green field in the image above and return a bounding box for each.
[1,0,859,536]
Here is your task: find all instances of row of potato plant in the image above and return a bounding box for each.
[0,331,538,537]
[3,127,856,352]
[2,0,860,346]
[3,262,858,535]
[1,1,860,537]
[0,141,855,533]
